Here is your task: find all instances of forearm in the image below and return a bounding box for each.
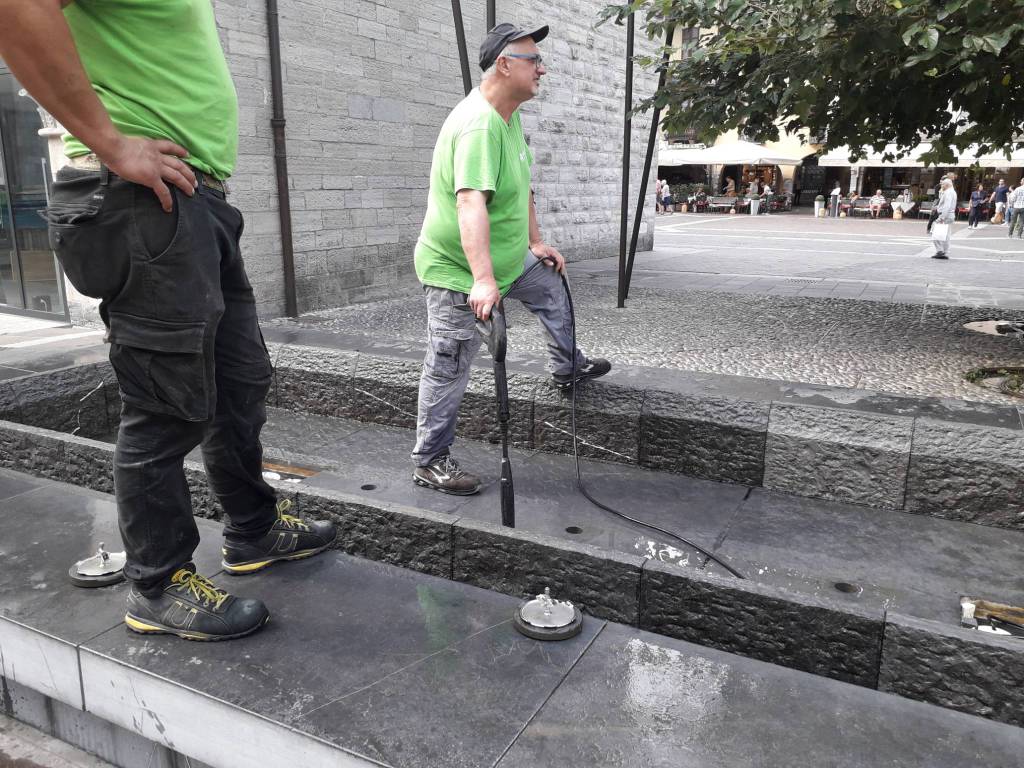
[456,191,495,284]
[0,0,121,158]
[528,191,543,246]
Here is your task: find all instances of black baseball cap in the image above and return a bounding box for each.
[479,23,549,71]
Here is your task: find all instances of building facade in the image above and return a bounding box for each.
[0,0,659,323]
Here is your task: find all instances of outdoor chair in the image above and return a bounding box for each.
[916,201,934,219]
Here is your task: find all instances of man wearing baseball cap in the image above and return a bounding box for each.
[411,23,611,495]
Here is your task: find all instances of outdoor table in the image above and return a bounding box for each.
[892,201,915,214]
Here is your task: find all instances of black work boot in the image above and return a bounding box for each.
[412,454,481,495]
[221,499,337,575]
[125,565,269,641]
[552,358,612,390]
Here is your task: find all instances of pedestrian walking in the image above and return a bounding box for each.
[661,181,673,213]
[829,183,841,217]
[931,178,957,259]
[989,178,1008,223]
[410,22,610,495]
[655,179,663,214]
[968,184,985,228]
[0,0,336,641]
[1008,181,1024,238]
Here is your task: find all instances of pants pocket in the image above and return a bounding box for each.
[45,173,130,300]
[427,328,474,380]
[107,312,213,422]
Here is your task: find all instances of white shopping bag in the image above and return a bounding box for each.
[932,222,950,240]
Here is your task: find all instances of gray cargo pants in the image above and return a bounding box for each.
[412,252,585,466]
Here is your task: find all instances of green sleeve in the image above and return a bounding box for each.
[453,127,501,195]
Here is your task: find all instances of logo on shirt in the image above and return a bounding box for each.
[519,150,527,162]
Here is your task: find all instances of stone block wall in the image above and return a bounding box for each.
[212,0,659,317]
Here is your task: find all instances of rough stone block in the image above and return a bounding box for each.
[273,345,359,419]
[184,461,223,521]
[879,613,1024,727]
[349,354,421,430]
[61,436,115,494]
[13,363,115,438]
[640,390,769,485]
[452,518,644,624]
[0,422,66,482]
[905,419,1024,530]
[641,559,884,687]
[0,383,21,423]
[533,382,642,465]
[293,486,452,578]
[456,368,536,449]
[764,404,913,509]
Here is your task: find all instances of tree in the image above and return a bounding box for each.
[599,0,1024,163]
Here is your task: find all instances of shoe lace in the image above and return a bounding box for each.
[437,455,466,478]
[275,498,310,531]
[171,569,229,610]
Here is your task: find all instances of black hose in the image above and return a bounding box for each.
[556,267,745,579]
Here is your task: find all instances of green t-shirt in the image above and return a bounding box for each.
[63,0,238,180]
[415,88,533,295]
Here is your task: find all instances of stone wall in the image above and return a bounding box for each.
[213,0,659,317]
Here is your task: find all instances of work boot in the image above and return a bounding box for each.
[221,499,337,575]
[125,565,269,641]
[552,358,612,390]
[413,454,481,495]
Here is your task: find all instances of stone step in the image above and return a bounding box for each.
[2,404,1022,726]
[1,470,1022,768]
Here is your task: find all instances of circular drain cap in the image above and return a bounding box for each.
[513,587,583,641]
[69,543,126,588]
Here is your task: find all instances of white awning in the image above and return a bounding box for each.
[660,139,804,166]
[819,143,1024,168]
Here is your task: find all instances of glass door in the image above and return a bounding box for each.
[0,64,66,317]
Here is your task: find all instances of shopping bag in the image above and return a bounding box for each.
[992,211,1004,225]
[932,222,950,240]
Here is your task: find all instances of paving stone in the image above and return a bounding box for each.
[293,485,453,578]
[640,559,884,687]
[497,622,1024,768]
[452,517,645,624]
[764,403,914,509]
[879,613,1024,727]
[640,389,769,484]
[905,418,1024,529]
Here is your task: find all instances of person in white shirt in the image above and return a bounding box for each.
[869,189,886,218]
[661,181,672,213]
[1008,181,1024,238]
[931,178,957,259]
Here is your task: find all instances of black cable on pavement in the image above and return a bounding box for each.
[550,264,745,580]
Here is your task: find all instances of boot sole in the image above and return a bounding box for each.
[124,613,269,641]
[552,372,610,391]
[412,474,480,496]
[221,537,337,576]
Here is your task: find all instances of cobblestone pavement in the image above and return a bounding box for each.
[273,213,1024,406]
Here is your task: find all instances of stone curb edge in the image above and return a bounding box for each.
[1,419,1020,728]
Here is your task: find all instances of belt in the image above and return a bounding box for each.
[66,153,229,195]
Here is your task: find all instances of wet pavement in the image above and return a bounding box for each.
[2,468,1022,767]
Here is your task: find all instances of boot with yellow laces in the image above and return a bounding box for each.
[221,499,337,575]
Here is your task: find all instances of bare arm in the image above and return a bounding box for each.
[456,189,500,320]
[0,0,196,211]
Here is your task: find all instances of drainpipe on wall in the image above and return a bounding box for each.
[265,0,298,318]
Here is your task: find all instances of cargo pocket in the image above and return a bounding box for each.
[44,177,129,300]
[107,312,212,422]
[427,327,475,380]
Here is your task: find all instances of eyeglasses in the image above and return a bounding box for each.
[502,53,544,68]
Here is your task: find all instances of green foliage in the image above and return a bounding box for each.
[598,0,1024,164]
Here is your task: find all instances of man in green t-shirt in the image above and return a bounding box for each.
[411,23,610,495]
[0,0,335,641]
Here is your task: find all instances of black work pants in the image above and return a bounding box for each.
[47,167,277,594]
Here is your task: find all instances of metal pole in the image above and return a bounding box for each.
[486,0,495,31]
[624,29,673,300]
[266,0,298,317]
[616,14,634,309]
[451,0,473,96]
